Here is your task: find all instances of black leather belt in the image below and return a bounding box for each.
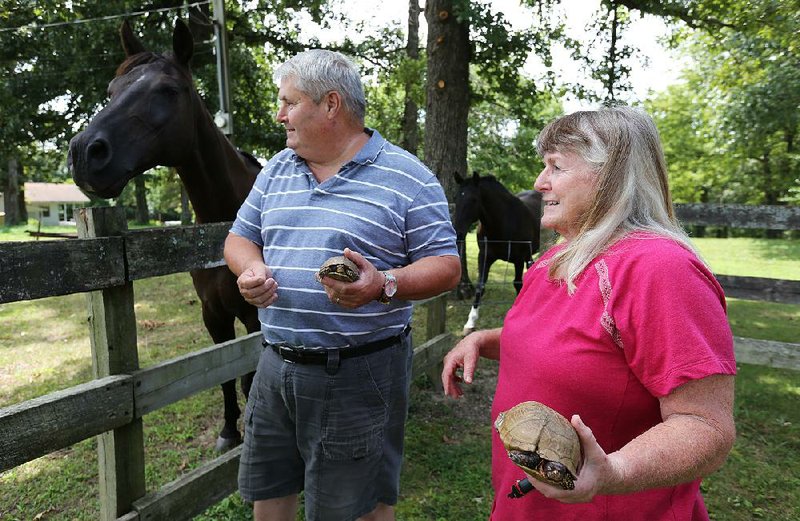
[265,325,411,366]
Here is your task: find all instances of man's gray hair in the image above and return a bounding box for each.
[274,49,366,123]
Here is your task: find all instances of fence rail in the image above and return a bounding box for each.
[674,202,800,230]
[0,203,797,519]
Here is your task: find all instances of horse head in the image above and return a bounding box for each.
[453,171,484,240]
[69,20,198,198]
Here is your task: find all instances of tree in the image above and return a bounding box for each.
[2,158,21,225]
[0,1,317,220]
[401,0,422,155]
[646,0,799,217]
[422,0,565,200]
[423,0,470,199]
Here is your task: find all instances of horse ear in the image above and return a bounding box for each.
[120,20,146,57]
[172,19,194,66]
[454,171,464,184]
[471,171,480,184]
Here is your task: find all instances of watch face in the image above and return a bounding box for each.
[384,273,398,297]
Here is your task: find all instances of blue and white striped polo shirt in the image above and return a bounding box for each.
[230,128,458,349]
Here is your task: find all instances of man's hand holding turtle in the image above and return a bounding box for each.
[317,248,385,308]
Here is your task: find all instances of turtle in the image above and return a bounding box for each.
[494,400,582,490]
[317,255,360,283]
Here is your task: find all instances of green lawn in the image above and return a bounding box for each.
[0,219,168,243]
[693,237,800,280]
[0,228,798,520]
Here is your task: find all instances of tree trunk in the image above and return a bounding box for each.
[424,0,472,296]
[762,151,781,238]
[134,175,149,224]
[4,157,21,226]
[18,162,27,222]
[401,0,421,155]
[423,0,470,202]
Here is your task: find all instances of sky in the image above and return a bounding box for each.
[308,0,686,111]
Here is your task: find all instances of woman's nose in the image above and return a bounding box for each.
[533,170,547,191]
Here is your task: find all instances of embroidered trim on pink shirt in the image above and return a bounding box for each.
[596,259,624,349]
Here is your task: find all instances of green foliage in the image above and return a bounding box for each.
[467,79,562,193]
[147,167,187,222]
[3,0,799,213]
[646,0,799,206]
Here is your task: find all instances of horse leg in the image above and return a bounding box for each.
[513,261,524,294]
[200,306,243,452]
[456,237,475,300]
[463,252,492,335]
[238,308,261,406]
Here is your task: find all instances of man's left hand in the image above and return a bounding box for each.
[318,248,384,307]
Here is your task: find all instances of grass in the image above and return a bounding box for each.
[0,228,798,520]
[0,219,170,243]
[0,221,80,241]
[693,237,800,280]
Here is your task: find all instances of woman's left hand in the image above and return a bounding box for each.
[527,415,622,503]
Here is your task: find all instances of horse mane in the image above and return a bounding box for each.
[115,52,164,77]
[477,173,515,198]
[237,150,263,174]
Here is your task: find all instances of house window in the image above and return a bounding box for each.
[59,204,78,221]
[40,206,50,218]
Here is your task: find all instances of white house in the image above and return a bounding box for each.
[0,182,90,226]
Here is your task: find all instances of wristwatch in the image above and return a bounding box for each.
[378,271,398,304]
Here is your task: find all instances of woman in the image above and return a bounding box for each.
[441,107,736,520]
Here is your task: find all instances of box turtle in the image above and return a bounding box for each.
[317,256,360,283]
[495,400,581,490]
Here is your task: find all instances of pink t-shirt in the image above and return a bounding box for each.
[490,234,736,521]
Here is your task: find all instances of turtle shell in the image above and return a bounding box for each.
[495,400,581,490]
[317,256,360,283]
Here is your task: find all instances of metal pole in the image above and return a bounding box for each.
[212,0,233,136]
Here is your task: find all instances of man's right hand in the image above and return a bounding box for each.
[237,263,278,308]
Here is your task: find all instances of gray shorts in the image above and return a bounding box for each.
[238,332,414,521]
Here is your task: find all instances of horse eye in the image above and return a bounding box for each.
[160,86,179,97]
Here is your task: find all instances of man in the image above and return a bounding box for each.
[224,49,460,521]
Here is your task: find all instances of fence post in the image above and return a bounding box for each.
[77,207,145,521]
[424,294,448,392]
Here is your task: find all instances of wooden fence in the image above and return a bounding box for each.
[672,203,800,370]
[0,206,452,521]
[0,203,798,520]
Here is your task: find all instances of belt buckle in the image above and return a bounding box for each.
[274,343,301,362]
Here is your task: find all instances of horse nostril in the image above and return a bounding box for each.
[86,137,112,170]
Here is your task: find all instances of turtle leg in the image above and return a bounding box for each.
[509,450,541,473]
[508,477,535,498]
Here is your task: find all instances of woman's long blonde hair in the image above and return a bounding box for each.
[535,106,701,293]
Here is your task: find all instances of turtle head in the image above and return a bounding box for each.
[509,451,576,490]
[541,461,575,490]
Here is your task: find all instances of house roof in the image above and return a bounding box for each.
[23,182,90,204]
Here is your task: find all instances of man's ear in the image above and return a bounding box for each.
[325,91,342,118]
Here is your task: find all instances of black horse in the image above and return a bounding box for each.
[453,172,542,334]
[69,20,260,451]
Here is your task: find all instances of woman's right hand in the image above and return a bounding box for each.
[441,333,485,398]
